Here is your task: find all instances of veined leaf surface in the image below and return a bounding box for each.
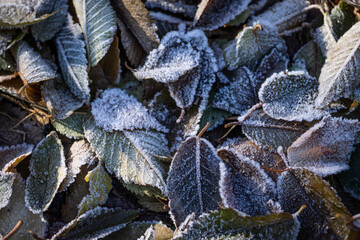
[73,0,117,67]
[0,172,15,209]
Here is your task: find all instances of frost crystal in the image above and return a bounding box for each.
[134,29,218,108]
[0,143,33,172]
[91,88,168,132]
[167,136,222,227]
[0,172,15,210]
[259,71,330,122]
[286,116,360,176]
[218,148,276,216]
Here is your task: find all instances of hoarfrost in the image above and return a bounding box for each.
[0,172,15,209]
[0,143,33,172]
[91,88,168,133]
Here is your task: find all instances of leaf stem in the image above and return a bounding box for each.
[3,220,23,240]
[224,103,263,128]
[197,122,210,138]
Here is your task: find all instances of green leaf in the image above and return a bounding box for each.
[223,26,286,71]
[177,208,300,240]
[56,14,90,102]
[25,131,67,214]
[339,145,360,200]
[0,2,56,28]
[78,163,112,216]
[52,207,142,240]
[31,0,68,42]
[111,0,159,53]
[84,114,169,194]
[259,71,330,122]
[0,174,47,239]
[41,76,84,120]
[278,168,351,239]
[73,0,117,67]
[136,195,167,213]
[17,41,57,84]
[0,172,15,210]
[167,136,222,227]
[0,143,33,172]
[52,112,85,139]
[316,21,360,108]
[242,109,309,151]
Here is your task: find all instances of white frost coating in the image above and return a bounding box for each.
[313,14,337,57]
[249,0,309,33]
[91,88,168,133]
[0,172,15,210]
[150,11,188,24]
[287,116,360,176]
[259,71,330,122]
[0,143,33,172]
[315,21,360,108]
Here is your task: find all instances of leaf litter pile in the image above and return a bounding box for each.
[1,0,360,239]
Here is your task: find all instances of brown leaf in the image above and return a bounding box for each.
[100,34,121,85]
[112,0,160,53]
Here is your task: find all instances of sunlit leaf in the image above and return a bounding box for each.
[91,88,167,132]
[78,163,112,215]
[41,76,84,120]
[52,207,142,240]
[56,14,90,102]
[278,168,351,239]
[25,131,67,214]
[0,143,33,172]
[259,71,330,122]
[0,174,47,239]
[17,41,56,84]
[73,0,117,67]
[194,0,251,30]
[316,21,360,108]
[286,116,360,176]
[242,109,309,151]
[112,0,159,53]
[52,112,85,139]
[218,148,277,216]
[0,172,15,209]
[223,26,286,71]
[31,0,68,42]
[0,1,56,28]
[58,140,96,192]
[176,208,300,240]
[167,136,222,227]
[84,114,169,194]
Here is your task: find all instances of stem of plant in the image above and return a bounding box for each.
[197,122,210,138]
[3,220,23,240]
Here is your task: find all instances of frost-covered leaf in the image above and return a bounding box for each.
[167,136,222,227]
[223,27,286,71]
[104,221,173,240]
[329,2,357,38]
[213,67,257,115]
[286,116,360,176]
[122,181,164,197]
[194,0,251,31]
[0,174,47,239]
[222,138,286,181]
[259,71,330,122]
[0,31,13,55]
[31,0,68,42]
[73,0,117,67]
[52,112,85,139]
[316,21,360,108]
[0,172,15,209]
[56,14,90,102]
[0,1,56,28]
[78,163,112,215]
[314,14,337,57]
[91,88,167,132]
[199,105,231,131]
[278,168,351,239]
[52,207,142,240]
[41,76,84,120]
[292,40,325,78]
[339,145,360,200]
[218,148,276,216]
[17,41,56,84]
[84,114,169,194]
[176,208,300,240]
[137,195,167,213]
[112,0,159,53]
[242,109,309,151]
[0,143,33,172]
[249,0,308,34]
[25,131,67,214]
[59,140,96,192]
